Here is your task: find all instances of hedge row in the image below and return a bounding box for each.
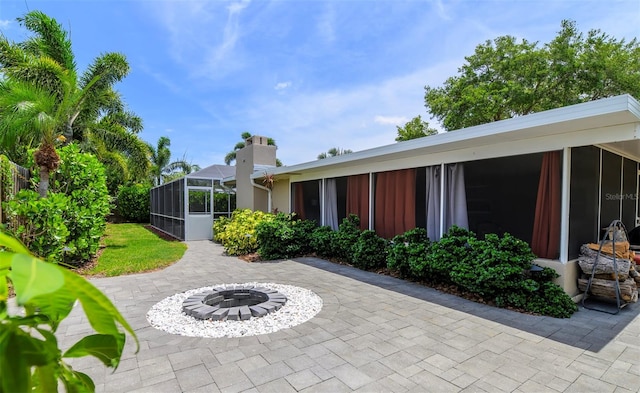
[213,211,578,318]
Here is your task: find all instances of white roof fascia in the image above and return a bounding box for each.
[251,94,640,180]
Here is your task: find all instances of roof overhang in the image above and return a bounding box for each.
[252,94,640,180]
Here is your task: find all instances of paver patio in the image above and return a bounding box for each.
[58,240,640,392]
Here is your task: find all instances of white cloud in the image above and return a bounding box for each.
[230,62,459,166]
[274,81,292,90]
[316,3,336,43]
[374,116,407,126]
[431,0,451,21]
[0,20,11,29]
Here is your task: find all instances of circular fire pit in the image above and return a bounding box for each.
[182,285,287,321]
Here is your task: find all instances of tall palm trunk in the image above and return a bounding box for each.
[34,143,60,197]
[38,166,50,197]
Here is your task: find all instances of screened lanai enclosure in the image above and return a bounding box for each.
[150,165,236,241]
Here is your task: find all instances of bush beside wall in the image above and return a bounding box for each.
[116,184,151,222]
[6,144,110,265]
[214,209,577,318]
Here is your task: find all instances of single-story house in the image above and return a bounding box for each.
[235,94,640,296]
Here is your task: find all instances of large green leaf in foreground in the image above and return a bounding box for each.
[0,231,138,392]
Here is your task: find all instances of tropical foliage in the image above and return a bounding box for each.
[425,20,640,131]
[213,209,274,255]
[395,115,438,142]
[225,132,282,167]
[317,147,353,159]
[0,230,138,392]
[6,144,111,265]
[116,184,151,223]
[148,136,197,186]
[0,10,148,195]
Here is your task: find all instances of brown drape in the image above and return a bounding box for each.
[294,183,305,220]
[346,174,369,230]
[531,151,562,259]
[374,169,416,239]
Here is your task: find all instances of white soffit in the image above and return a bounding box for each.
[254,94,640,179]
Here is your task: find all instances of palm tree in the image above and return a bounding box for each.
[80,111,150,193]
[0,71,95,196]
[0,10,147,194]
[224,132,282,166]
[148,137,194,186]
[317,147,353,159]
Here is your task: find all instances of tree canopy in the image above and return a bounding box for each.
[424,20,640,131]
[148,136,197,186]
[317,147,353,159]
[225,132,282,166]
[395,116,438,142]
[0,10,148,195]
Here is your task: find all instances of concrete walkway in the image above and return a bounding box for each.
[58,240,640,392]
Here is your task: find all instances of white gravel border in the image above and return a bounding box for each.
[146,282,323,338]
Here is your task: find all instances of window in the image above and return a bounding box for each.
[189,190,211,214]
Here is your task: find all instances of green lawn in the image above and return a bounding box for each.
[84,223,187,277]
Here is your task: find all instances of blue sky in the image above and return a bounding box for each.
[1,0,639,168]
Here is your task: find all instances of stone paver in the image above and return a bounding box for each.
[53,240,640,392]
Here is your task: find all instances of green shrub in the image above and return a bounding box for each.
[332,214,362,262]
[401,226,576,318]
[387,227,430,279]
[5,190,70,262]
[213,209,274,255]
[10,144,111,265]
[412,226,474,282]
[116,184,150,222]
[522,281,578,318]
[52,145,111,264]
[450,233,533,298]
[352,230,388,270]
[310,226,336,258]
[256,213,317,260]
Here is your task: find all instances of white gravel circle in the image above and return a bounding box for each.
[146,282,323,338]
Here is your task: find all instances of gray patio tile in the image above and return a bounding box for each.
[564,374,617,393]
[129,379,183,393]
[51,240,640,393]
[255,378,297,393]
[284,354,318,372]
[207,363,251,389]
[329,363,374,390]
[245,361,294,386]
[175,364,214,391]
[285,369,322,391]
[236,354,269,373]
[478,370,521,392]
[299,377,351,393]
[410,369,460,392]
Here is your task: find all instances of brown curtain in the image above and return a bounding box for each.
[374,169,416,239]
[346,174,369,230]
[532,151,562,259]
[294,183,305,220]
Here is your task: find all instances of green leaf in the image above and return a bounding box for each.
[61,365,95,393]
[62,270,139,352]
[63,333,124,368]
[0,231,31,255]
[32,364,59,393]
[1,329,31,393]
[8,253,65,305]
[28,286,77,329]
[13,330,56,366]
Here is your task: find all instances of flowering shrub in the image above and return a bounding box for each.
[213,209,274,255]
